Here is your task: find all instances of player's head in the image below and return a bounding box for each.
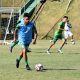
[62,16,68,22]
[23,13,30,24]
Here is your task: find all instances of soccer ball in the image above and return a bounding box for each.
[35,64,43,71]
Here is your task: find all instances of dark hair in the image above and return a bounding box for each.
[40,0,46,3]
[23,13,30,18]
[63,16,68,19]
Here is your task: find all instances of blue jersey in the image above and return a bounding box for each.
[16,21,34,44]
[17,18,24,24]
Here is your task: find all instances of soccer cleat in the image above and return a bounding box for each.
[47,50,51,54]
[26,64,31,70]
[72,41,75,45]
[16,59,20,68]
[10,46,13,53]
[27,49,31,52]
[71,39,75,45]
[57,49,63,54]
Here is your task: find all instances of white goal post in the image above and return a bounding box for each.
[3,9,14,44]
[0,7,19,45]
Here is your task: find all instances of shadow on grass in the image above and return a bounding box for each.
[72,53,80,54]
[19,68,78,72]
[32,50,47,53]
[43,68,77,71]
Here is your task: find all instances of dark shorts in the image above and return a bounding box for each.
[19,42,30,49]
[52,34,64,43]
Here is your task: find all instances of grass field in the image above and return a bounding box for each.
[0,40,80,80]
[1,0,80,39]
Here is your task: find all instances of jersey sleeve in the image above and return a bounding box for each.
[58,22,65,28]
[15,24,21,30]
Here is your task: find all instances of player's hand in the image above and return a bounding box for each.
[13,38,16,42]
[32,39,36,44]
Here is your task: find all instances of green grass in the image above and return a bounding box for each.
[1,0,80,39]
[0,40,80,80]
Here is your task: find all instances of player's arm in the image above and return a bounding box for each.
[68,23,72,28]
[58,22,65,31]
[32,24,38,44]
[58,26,66,31]
[58,22,67,31]
[58,23,68,31]
[13,24,20,42]
[59,27,68,31]
[67,20,72,28]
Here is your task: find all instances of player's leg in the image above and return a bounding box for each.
[10,40,19,53]
[22,44,31,70]
[64,31,68,44]
[16,51,23,68]
[16,43,31,70]
[47,35,57,54]
[58,39,66,53]
[68,31,75,44]
[58,35,66,54]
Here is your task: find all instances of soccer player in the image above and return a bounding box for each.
[47,16,68,54]
[10,18,36,53]
[13,13,38,70]
[64,20,75,44]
